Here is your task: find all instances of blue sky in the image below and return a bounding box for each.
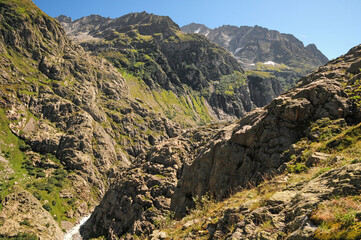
[33,0,361,60]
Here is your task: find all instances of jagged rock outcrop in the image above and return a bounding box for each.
[171,76,350,218]
[170,44,361,217]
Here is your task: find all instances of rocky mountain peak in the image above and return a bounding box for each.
[306,43,318,51]
[55,14,111,41]
[181,22,329,92]
[306,43,329,63]
[107,11,180,38]
[117,11,179,29]
[181,23,328,68]
[57,11,181,42]
[56,14,72,23]
[180,22,210,35]
[76,14,109,23]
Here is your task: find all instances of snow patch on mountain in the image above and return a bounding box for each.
[234,48,242,54]
[264,61,276,66]
[195,27,202,34]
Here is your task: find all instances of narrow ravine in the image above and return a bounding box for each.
[64,215,91,240]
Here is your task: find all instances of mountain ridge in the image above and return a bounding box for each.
[181,22,328,90]
[181,22,328,67]
[56,12,283,121]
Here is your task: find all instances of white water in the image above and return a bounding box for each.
[63,215,91,240]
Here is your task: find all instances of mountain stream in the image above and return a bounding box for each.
[63,215,91,240]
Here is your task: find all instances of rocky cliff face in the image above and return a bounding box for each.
[56,13,283,120]
[82,43,361,239]
[0,0,179,237]
[171,77,351,216]
[182,23,329,90]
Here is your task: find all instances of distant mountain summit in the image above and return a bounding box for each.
[181,23,211,35]
[181,23,328,67]
[57,12,179,43]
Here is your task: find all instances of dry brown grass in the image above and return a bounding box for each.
[311,196,361,240]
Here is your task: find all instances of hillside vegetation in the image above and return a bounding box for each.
[0,0,360,239]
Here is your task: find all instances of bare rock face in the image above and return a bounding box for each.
[0,187,63,239]
[248,75,283,107]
